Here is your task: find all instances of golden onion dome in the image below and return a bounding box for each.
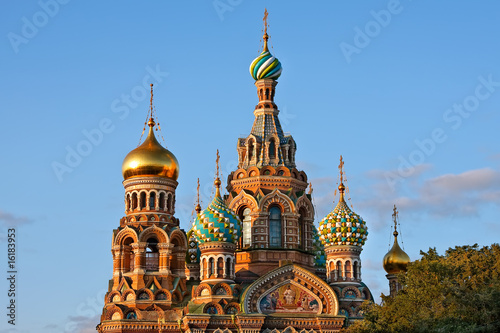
[383,230,410,274]
[122,118,179,181]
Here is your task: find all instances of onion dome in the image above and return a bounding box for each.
[192,156,241,244]
[383,206,410,274]
[122,118,179,180]
[318,183,368,247]
[249,32,282,81]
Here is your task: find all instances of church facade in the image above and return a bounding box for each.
[97,14,375,333]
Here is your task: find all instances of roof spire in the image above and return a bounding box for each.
[338,155,346,201]
[392,204,399,237]
[148,83,155,127]
[214,150,221,196]
[195,178,202,214]
[262,8,269,52]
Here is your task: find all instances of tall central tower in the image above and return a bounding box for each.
[226,15,317,281]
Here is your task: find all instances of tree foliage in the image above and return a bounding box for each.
[344,244,500,333]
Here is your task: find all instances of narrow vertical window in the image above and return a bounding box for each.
[269,206,282,247]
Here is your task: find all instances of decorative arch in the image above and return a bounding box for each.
[123,308,142,320]
[154,289,172,301]
[296,195,314,219]
[275,166,291,177]
[212,282,232,296]
[233,168,248,180]
[341,286,361,299]
[260,166,276,176]
[122,289,136,301]
[136,288,154,301]
[224,302,240,315]
[106,290,121,304]
[247,166,260,177]
[228,190,258,212]
[260,188,295,213]
[194,283,212,297]
[105,305,124,321]
[203,302,224,315]
[298,171,307,183]
[139,225,169,244]
[241,264,338,315]
[169,228,187,250]
[114,226,138,246]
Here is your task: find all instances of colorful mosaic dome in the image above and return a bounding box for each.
[312,225,326,268]
[249,33,282,81]
[192,179,241,244]
[318,184,368,248]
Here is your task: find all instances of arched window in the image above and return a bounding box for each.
[269,206,282,247]
[208,257,215,277]
[353,261,359,280]
[239,207,252,249]
[345,261,352,279]
[123,237,135,273]
[248,140,254,161]
[336,261,342,279]
[269,139,276,159]
[140,192,146,210]
[159,192,165,210]
[149,192,156,210]
[145,238,159,271]
[132,193,138,210]
[126,194,131,211]
[225,258,231,278]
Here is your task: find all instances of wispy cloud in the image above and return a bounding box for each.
[356,166,500,229]
[0,210,32,227]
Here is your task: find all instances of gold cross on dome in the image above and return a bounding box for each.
[338,155,344,183]
[263,8,269,35]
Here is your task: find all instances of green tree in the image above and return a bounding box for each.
[344,244,500,333]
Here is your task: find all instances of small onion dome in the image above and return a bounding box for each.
[192,179,241,244]
[122,118,179,181]
[249,33,282,81]
[383,231,410,274]
[318,184,368,247]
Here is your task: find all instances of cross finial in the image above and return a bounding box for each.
[214,149,221,191]
[148,84,155,127]
[392,204,399,237]
[195,178,201,214]
[339,155,345,184]
[263,8,269,35]
[262,8,269,52]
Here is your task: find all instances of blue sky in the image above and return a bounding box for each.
[1,1,500,332]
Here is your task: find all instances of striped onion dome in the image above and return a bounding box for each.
[318,183,368,248]
[249,33,282,81]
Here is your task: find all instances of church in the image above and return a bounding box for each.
[96,11,410,333]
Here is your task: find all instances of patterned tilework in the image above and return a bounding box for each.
[249,50,282,81]
[318,199,368,247]
[193,193,241,244]
[312,225,326,267]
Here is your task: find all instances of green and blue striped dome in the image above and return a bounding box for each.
[249,34,282,81]
[192,182,241,244]
[318,185,368,248]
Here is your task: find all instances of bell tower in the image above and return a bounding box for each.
[226,10,316,282]
[97,85,189,333]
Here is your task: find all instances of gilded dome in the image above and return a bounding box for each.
[192,179,241,244]
[249,33,282,81]
[318,184,368,248]
[122,119,179,180]
[383,226,410,274]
